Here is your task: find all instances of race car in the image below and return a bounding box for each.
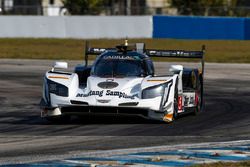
[40,40,205,123]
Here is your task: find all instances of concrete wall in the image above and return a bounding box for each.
[0,16,65,38]
[0,16,249,40]
[0,16,152,38]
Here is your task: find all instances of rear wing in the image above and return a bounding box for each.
[146,45,206,77]
[84,41,205,76]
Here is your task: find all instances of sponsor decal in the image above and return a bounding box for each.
[103,55,134,60]
[106,90,135,99]
[93,48,106,52]
[77,90,104,97]
[76,90,136,99]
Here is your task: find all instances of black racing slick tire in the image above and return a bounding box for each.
[173,79,179,120]
[199,74,204,112]
[193,74,203,115]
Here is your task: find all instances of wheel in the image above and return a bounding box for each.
[193,74,203,115]
[193,92,201,115]
[199,74,204,112]
[173,79,179,119]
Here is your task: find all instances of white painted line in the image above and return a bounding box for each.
[63,159,90,165]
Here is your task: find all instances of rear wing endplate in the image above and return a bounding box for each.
[84,41,116,66]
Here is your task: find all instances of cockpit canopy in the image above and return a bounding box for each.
[91,51,154,77]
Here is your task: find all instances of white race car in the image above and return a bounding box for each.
[40,41,205,123]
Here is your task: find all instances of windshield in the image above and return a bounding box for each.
[92,58,144,77]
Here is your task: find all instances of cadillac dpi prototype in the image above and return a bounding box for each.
[40,41,205,123]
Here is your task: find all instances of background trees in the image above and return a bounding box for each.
[170,0,241,16]
[62,0,249,17]
[62,0,104,15]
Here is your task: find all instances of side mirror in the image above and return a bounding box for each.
[169,65,183,74]
[52,61,68,71]
[169,65,183,72]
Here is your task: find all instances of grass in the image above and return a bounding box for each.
[0,38,250,63]
[191,160,250,167]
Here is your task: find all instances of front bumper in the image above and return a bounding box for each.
[41,92,173,121]
[41,105,165,121]
[48,93,165,111]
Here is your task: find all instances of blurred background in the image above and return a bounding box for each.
[0,0,250,17]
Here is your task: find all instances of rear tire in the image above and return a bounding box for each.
[193,74,203,115]
[193,94,201,115]
[199,74,204,112]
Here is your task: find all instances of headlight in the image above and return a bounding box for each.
[142,84,165,99]
[47,79,68,97]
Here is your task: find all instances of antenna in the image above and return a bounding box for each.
[124,37,128,46]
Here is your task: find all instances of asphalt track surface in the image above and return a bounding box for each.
[0,59,250,164]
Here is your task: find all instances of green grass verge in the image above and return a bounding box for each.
[0,38,250,63]
[192,160,250,167]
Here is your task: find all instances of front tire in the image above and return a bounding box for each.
[173,79,179,120]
